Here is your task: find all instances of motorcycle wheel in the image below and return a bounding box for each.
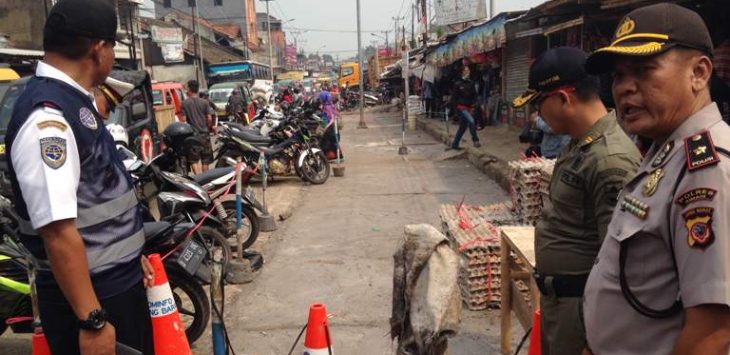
[167,266,210,344]
[195,226,232,272]
[301,150,330,185]
[219,201,260,250]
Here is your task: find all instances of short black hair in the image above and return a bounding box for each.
[572,75,601,102]
[43,30,96,60]
[187,80,199,93]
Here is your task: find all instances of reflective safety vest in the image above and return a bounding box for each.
[5,76,144,299]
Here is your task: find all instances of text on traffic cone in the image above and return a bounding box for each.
[146,253,191,355]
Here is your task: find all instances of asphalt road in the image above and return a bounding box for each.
[1,109,528,354]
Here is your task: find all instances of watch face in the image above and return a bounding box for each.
[81,309,107,330]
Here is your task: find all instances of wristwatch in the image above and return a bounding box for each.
[77,309,108,330]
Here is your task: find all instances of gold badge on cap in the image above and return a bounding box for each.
[643,168,664,197]
[615,17,636,38]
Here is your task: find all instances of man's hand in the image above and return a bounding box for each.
[581,348,594,355]
[141,255,154,288]
[79,324,116,355]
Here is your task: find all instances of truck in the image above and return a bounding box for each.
[367,54,399,89]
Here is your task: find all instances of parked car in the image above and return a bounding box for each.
[0,68,20,101]
[152,81,186,121]
[105,70,160,163]
[208,81,254,122]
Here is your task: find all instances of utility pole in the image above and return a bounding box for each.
[191,0,201,84]
[356,0,367,129]
[392,16,404,56]
[411,2,416,48]
[420,0,428,48]
[194,0,206,88]
[261,0,276,83]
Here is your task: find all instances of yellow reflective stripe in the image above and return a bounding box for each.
[0,255,9,261]
[611,33,669,47]
[0,275,30,294]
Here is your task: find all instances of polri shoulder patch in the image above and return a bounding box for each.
[683,207,714,249]
[40,137,67,169]
[36,120,67,132]
[685,131,719,171]
[675,188,717,208]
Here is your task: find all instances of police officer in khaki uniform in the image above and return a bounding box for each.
[513,47,641,355]
[583,4,730,354]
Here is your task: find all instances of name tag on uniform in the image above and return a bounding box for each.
[560,171,584,188]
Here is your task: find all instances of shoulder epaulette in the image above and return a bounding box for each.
[685,130,720,171]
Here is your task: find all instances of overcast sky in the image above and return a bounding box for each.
[143,0,544,59]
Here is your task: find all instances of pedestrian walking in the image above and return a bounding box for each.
[3,0,155,353]
[512,46,641,355]
[226,89,245,123]
[582,4,730,354]
[181,79,215,173]
[448,66,481,149]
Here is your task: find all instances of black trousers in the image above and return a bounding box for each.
[39,283,154,355]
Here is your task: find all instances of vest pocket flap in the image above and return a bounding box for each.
[610,222,644,242]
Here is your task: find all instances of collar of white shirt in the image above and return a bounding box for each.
[35,61,96,103]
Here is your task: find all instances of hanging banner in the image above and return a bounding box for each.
[434,0,487,26]
[285,44,297,64]
[378,47,393,57]
[151,26,183,44]
[161,43,184,63]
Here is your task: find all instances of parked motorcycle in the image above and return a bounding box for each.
[0,194,212,344]
[215,115,330,185]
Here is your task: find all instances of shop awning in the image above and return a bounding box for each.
[543,16,584,36]
[426,12,510,67]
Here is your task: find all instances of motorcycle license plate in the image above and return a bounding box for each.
[175,240,206,275]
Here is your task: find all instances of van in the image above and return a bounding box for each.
[208,81,253,122]
[151,81,187,120]
[338,62,360,89]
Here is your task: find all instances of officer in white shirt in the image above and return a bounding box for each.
[5,1,154,354]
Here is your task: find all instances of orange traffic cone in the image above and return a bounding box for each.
[528,308,542,355]
[303,304,333,355]
[146,254,191,355]
[31,328,51,355]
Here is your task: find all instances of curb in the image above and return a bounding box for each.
[417,118,513,193]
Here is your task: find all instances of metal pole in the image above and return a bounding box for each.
[195,0,207,88]
[421,0,428,47]
[191,1,200,84]
[356,0,367,129]
[411,3,416,48]
[399,35,409,155]
[265,0,275,83]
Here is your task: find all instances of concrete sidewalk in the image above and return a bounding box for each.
[417,114,529,192]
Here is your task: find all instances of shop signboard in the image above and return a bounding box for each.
[434,0,487,26]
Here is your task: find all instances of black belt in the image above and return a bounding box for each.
[534,270,589,298]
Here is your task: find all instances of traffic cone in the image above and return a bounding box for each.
[31,328,51,355]
[146,254,191,355]
[527,308,541,355]
[303,304,333,355]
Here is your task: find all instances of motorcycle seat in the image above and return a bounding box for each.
[227,122,250,131]
[230,129,273,144]
[258,144,286,157]
[143,221,172,240]
[191,167,234,185]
